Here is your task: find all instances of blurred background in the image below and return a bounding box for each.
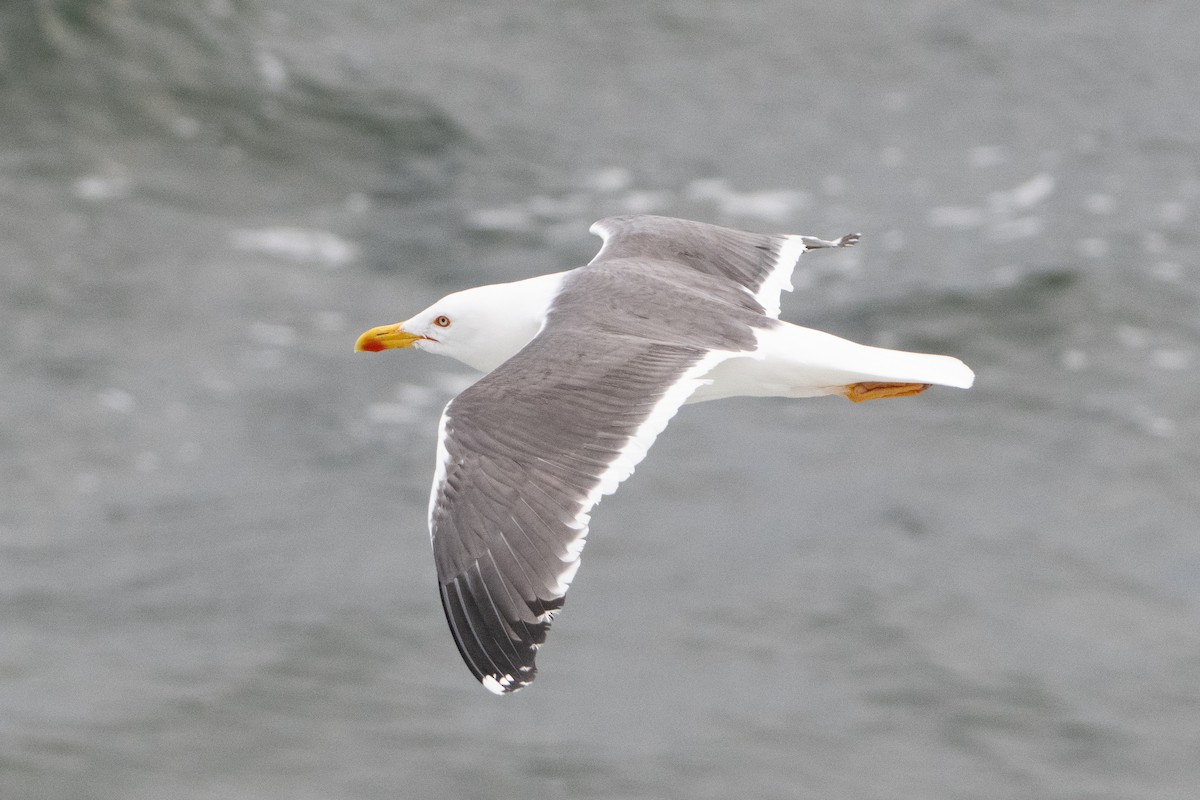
[2,1,1198,798]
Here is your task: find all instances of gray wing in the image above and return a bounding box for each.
[589,214,859,318]
[429,262,761,693]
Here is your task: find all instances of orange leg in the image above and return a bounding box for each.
[841,382,931,403]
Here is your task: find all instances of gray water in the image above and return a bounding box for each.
[3,2,1198,798]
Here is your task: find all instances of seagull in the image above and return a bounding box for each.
[355,215,973,694]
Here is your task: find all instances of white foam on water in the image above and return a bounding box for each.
[230,228,358,268]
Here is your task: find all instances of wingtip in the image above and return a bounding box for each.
[480,672,533,695]
[480,675,508,695]
[797,232,862,250]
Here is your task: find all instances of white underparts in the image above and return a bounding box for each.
[687,323,975,404]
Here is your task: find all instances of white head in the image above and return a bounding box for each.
[354,272,566,373]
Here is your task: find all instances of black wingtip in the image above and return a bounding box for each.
[479,669,535,695]
[440,575,543,695]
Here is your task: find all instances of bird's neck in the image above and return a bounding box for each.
[455,271,568,373]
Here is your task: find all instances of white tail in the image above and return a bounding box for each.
[690,321,974,403]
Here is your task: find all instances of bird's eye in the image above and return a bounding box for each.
[433,315,451,328]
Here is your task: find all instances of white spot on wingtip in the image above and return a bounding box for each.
[481,675,506,695]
